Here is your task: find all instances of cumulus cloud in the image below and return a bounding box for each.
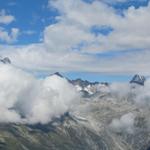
[0,10,19,44]
[0,0,150,74]
[48,0,150,53]
[0,63,79,124]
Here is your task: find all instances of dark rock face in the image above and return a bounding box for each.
[70,78,108,88]
[0,57,11,64]
[53,72,64,78]
[71,78,99,88]
[130,74,146,86]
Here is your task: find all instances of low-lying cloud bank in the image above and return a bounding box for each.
[0,64,78,124]
[109,80,150,108]
[108,80,150,134]
[109,113,135,134]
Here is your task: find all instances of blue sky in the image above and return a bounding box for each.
[0,0,150,82]
[0,0,58,44]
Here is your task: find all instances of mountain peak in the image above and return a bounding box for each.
[130,74,146,86]
[53,72,64,78]
[0,57,11,64]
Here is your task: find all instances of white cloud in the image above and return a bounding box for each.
[1,45,150,75]
[47,0,150,53]
[47,0,119,52]
[44,22,94,52]
[110,113,135,134]
[0,28,20,43]
[99,0,147,4]
[0,9,19,44]
[0,63,79,124]
[0,9,15,24]
[0,0,150,74]
[132,79,150,108]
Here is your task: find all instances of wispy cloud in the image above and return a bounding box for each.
[23,30,36,35]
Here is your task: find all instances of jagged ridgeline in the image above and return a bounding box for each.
[0,62,149,150]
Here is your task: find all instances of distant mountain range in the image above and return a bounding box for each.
[53,72,146,97]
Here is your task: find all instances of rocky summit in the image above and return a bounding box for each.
[130,74,146,86]
[0,57,11,64]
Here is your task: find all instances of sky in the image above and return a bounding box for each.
[0,0,150,82]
